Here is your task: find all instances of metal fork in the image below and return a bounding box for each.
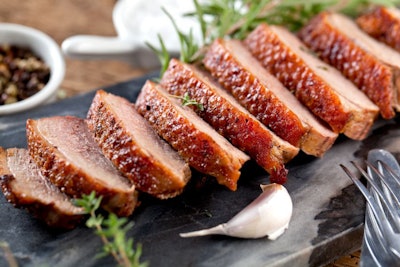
[340,149,400,267]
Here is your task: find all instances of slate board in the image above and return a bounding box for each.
[1,72,400,267]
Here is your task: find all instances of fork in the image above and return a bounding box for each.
[340,149,400,267]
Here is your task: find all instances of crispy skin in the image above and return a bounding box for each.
[136,80,249,190]
[298,12,398,119]
[160,59,299,184]
[203,38,338,157]
[244,24,349,132]
[0,148,84,229]
[357,6,400,52]
[244,23,379,140]
[87,90,191,199]
[26,116,138,216]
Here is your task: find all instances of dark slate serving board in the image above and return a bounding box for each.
[1,72,400,267]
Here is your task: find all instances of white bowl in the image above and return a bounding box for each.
[0,23,65,115]
[62,0,202,69]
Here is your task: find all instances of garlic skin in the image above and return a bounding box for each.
[180,183,293,240]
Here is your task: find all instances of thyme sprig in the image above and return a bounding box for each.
[181,92,204,111]
[171,92,204,111]
[0,242,18,267]
[74,192,147,267]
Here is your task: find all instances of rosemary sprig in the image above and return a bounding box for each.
[146,35,170,80]
[74,192,147,267]
[196,0,400,39]
[150,0,400,72]
[163,7,201,64]
[171,92,204,111]
[146,0,400,115]
[146,7,200,77]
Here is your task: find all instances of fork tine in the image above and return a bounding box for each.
[341,164,400,264]
[364,206,398,264]
[365,208,386,250]
[340,164,390,255]
[354,161,400,233]
[339,164,384,225]
[377,160,400,207]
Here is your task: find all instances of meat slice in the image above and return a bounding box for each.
[160,59,299,184]
[0,148,84,229]
[136,80,249,190]
[203,38,338,157]
[357,6,400,52]
[26,116,138,217]
[86,90,191,199]
[298,12,400,119]
[244,23,379,140]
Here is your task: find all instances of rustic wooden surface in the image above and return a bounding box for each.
[0,1,361,266]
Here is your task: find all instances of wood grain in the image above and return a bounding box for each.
[0,0,361,266]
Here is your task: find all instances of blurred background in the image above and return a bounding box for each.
[0,0,148,98]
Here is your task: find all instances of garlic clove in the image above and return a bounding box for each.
[180,183,293,239]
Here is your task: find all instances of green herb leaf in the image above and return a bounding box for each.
[162,7,200,63]
[171,92,204,111]
[150,0,400,79]
[146,34,170,78]
[75,192,147,267]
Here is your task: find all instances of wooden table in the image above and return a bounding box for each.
[0,1,361,266]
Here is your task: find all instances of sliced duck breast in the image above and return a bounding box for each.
[203,38,338,157]
[298,12,400,119]
[136,80,249,191]
[357,6,400,52]
[0,148,84,229]
[26,116,138,216]
[160,59,299,184]
[86,90,191,199]
[244,23,379,140]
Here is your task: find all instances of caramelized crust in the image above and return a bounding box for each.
[87,90,191,199]
[298,12,397,119]
[136,81,249,190]
[357,6,400,52]
[244,23,379,140]
[26,116,138,216]
[244,24,349,133]
[0,148,84,229]
[160,59,299,184]
[203,38,338,157]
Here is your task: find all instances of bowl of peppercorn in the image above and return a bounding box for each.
[0,23,65,115]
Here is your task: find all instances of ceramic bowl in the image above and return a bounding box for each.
[61,0,201,69]
[0,23,65,115]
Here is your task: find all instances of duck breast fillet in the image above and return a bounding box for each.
[245,23,379,140]
[160,59,299,184]
[0,148,84,229]
[26,116,138,216]
[357,6,400,52]
[203,38,338,157]
[87,90,191,199]
[298,12,400,119]
[136,80,249,191]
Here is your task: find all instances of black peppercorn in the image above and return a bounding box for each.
[0,44,50,105]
